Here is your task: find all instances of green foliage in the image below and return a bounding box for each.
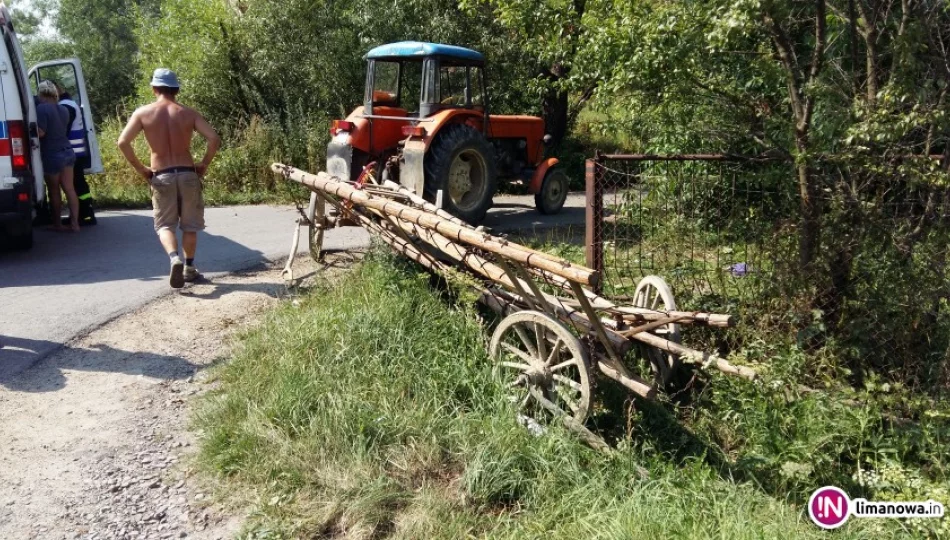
[6,0,49,37]
[16,0,161,118]
[685,342,950,538]
[58,0,161,117]
[575,0,789,154]
[133,0,245,123]
[21,37,72,69]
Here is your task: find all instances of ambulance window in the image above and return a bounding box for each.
[34,64,81,105]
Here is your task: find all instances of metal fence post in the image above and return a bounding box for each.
[585,157,604,295]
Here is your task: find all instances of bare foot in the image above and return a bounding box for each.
[46,225,68,232]
[70,223,81,233]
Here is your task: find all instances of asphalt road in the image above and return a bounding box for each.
[0,194,585,384]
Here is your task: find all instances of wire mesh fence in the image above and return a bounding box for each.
[585,153,950,391]
[585,154,795,300]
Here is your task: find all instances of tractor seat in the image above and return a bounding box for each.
[440,95,465,107]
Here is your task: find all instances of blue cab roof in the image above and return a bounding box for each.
[366,41,484,63]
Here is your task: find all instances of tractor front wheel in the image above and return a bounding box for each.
[534,167,569,215]
[424,124,497,224]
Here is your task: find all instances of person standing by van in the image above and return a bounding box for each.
[117,68,221,289]
[36,80,79,232]
[56,82,96,225]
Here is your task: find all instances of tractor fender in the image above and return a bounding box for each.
[327,132,353,181]
[420,109,484,151]
[528,158,561,194]
[400,138,426,197]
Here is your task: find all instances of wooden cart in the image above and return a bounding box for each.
[275,163,755,437]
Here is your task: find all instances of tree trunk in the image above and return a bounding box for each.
[543,87,570,146]
[796,132,821,269]
[864,28,879,106]
[762,1,826,269]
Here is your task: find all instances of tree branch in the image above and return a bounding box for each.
[567,83,599,128]
[852,0,880,104]
[806,0,828,86]
[802,0,828,127]
[897,0,911,38]
[763,12,805,122]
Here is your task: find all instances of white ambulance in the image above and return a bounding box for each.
[0,2,101,250]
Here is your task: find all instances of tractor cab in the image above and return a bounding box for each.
[328,41,566,225]
[364,42,487,120]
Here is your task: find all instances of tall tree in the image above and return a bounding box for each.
[7,0,52,37]
[593,0,949,266]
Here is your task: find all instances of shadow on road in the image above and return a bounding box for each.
[483,204,585,232]
[0,335,200,392]
[0,211,266,288]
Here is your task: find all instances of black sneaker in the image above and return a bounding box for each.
[183,265,201,282]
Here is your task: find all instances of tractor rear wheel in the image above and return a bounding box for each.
[534,167,569,215]
[423,124,497,224]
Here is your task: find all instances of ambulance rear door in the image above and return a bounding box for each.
[28,59,103,174]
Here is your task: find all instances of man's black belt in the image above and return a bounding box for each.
[154,166,196,176]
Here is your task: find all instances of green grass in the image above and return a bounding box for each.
[193,250,950,538]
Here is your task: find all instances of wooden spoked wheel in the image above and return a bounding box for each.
[490,310,592,424]
[307,191,326,262]
[633,275,681,385]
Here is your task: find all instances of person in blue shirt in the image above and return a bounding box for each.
[36,79,78,232]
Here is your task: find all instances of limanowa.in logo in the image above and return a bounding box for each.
[808,486,946,529]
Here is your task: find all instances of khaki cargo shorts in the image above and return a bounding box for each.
[150,171,205,233]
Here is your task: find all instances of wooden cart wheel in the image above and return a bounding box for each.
[633,276,681,385]
[307,191,326,262]
[489,310,591,424]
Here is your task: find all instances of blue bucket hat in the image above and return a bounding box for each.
[150,68,180,88]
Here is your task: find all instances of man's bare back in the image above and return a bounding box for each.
[118,96,220,178]
[136,101,201,171]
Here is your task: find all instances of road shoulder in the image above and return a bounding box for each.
[0,254,354,539]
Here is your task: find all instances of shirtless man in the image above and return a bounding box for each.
[118,68,221,289]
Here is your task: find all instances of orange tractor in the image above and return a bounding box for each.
[325,41,569,224]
